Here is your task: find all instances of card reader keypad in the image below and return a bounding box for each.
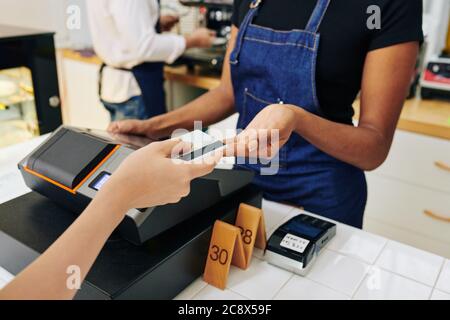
[280,233,310,254]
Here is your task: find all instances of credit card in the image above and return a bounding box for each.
[176,130,225,161]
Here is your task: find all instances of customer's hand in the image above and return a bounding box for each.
[99,139,222,212]
[160,15,180,32]
[0,138,222,301]
[226,104,299,159]
[185,28,216,49]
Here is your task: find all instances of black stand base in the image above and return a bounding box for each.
[0,187,262,300]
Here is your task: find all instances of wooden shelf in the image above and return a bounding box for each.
[59,48,102,65]
[164,65,221,91]
[59,48,221,91]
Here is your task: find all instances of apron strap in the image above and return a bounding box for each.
[305,0,331,33]
[98,63,106,103]
[97,63,131,103]
[156,0,162,33]
[229,0,262,65]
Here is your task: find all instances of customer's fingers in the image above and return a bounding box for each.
[186,155,220,178]
[224,140,254,158]
[171,140,193,158]
[154,139,192,157]
[223,137,238,157]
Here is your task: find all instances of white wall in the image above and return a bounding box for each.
[422,0,449,61]
[0,0,91,48]
[0,0,200,48]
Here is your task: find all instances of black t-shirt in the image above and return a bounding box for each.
[232,0,423,124]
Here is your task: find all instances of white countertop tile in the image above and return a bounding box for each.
[0,135,47,176]
[261,199,296,235]
[0,266,14,290]
[226,257,293,300]
[353,268,432,300]
[435,259,450,294]
[375,241,445,286]
[193,285,248,300]
[0,170,31,204]
[274,276,350,300]
[174,278,207,300]
[0,135,48,203]
[0,280,7,290]
[430,289,450,300]
[307,249,369,296]
[327,223,387,264]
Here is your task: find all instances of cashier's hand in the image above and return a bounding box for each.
[226,104,298,159]
[160,15,180,32]
[185,28,216,49]
[99,139,221,212]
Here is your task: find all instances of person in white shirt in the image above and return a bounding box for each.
[87,0,215,121]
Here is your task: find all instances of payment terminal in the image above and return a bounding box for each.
[265,214,336,276]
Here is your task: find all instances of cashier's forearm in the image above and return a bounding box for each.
[0,192,128,300]
[291,107,393,171]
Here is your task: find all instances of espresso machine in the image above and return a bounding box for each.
[177,0,233,72]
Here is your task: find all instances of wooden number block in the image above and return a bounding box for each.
[203,204,268,290]
[203,221,246,290]
[235,203,267,257]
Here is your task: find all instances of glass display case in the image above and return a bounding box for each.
[0,67,38,147]
[0,25,62,148]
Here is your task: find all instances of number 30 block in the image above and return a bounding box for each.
[203,204,267,290]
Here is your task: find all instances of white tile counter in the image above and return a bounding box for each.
[0,137,449,300]
[0,135,48,204]
[175,202,449,300]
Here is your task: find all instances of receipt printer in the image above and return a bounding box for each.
[18,126,254,245]
[265,214,336,276]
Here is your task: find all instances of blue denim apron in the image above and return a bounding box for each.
[99,62,165,120]
[230,0,367,228]
[130,2,166,120]
[131,61,166,119]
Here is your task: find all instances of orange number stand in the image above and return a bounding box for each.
[203,204,267,290]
